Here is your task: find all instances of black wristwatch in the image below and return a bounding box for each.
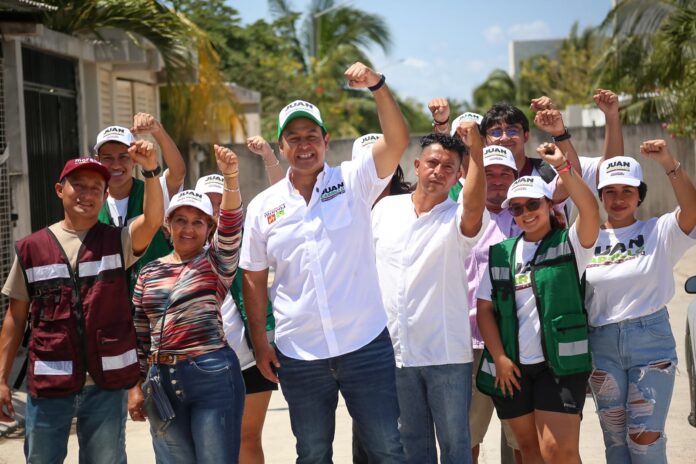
[552,128,571,142]
[141,165,162,178]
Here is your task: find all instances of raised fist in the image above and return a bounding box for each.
[428,98,450,124]
[640,139,672,165]
[536,142,566,168]
[456,121,483,149]
[131,113,162,135]
[530,96,555,113]
[344,62,382,89]
[214,144,239,175]
[534,109,566,137]
[246,136,273,159]
[128,140,158,171]
[593,89,619,116]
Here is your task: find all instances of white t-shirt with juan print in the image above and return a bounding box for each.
[477,224,596,364]
[585,212,696,327]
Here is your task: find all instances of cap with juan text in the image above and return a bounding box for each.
[166,190,214,218]
[94,126,136,153]
[59,157,111,183]
[195,174,224,195]
[501,176,552,209]
[483,145,517,171]
[277,100,327,139]
[351,133,382,160]
[450,112,483,137]
[597,156,643,190]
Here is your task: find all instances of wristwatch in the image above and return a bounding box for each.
[141,165,162,178]
[552,128,571,142]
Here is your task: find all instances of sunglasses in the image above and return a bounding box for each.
[508,198,543,217]
[487,128,521,138]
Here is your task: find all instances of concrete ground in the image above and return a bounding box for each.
[2,246,695,463]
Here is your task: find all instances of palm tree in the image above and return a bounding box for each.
[472,69,518,112]
[596,0,696,136]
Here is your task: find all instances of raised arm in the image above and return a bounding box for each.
[345,62,410,179]
[0,298,29,422]
[242,269,279,383]
[428,98,451,134]
[595,89,623,159]
[132,112,186,199]
[640,140,696,234]
[538,143,600,248]
[458,121,486,237]
[213,145,242,212]
[247,136,284,186]
[128,140,164,255]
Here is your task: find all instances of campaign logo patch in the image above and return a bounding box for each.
[321,182,345,202]
[264,204,286,224]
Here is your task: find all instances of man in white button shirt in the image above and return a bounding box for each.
[240,62,410,463]
[372,125,489,464]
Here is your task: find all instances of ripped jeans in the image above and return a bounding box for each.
[588,308,677,464]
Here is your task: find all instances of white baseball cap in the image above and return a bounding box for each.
[94,126,135,153]
[483,145,517,171]
[501,176,552,209]
[450,112,483,136]
[277,100,326,138]
[166,190,213,218]
[195,174,224,195]
[597,156,643,190]
[351,133,382,160]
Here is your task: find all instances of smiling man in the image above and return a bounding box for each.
[0,145,163,463]
[94,112,186,293]
[372,128,488,464]
[240,61,410,463]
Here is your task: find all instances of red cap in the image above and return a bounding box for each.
[59,158,111,183]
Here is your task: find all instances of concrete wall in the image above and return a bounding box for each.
[195,123,696,221]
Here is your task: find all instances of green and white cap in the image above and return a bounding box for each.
[450,112,483,136]
[277,100,327,138]
[351,133,382,160]
[501,176,552,209]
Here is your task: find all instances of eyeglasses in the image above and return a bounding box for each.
[487,128,521,138]
[508,198,543,217]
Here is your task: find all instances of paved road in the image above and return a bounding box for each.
[2,246,695,463]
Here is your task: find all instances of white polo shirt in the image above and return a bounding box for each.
[240,155,391,361]
[372,194,490,367]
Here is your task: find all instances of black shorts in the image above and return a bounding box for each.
[492,362,589,420]
[242,364,278,395]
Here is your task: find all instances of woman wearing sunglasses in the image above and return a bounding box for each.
[476,142,600,464]
[129,145,245,463]
[584,141,696,463]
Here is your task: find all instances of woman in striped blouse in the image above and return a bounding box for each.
[128,145,245,463]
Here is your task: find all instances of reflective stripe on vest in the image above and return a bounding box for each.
[78,254,122,277]
[535,241,572,263]
[34,360,73,376]
[490,266,510,280]
[480,358,496,377]
[559,340,589,357]
[101,348,137,371]
[25,264,70,283]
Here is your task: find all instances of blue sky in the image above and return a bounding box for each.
[230,1,613,105]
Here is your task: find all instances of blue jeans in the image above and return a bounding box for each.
[24,385,127,464]
[589,308,677,464]
[395,363,473,464]
[276,328,405,464]
[150,346,245,464]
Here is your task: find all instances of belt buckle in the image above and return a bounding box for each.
[160,353,175,365]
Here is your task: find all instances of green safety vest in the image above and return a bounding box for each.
[98,178,172,295]
[476,228,591,398]
[448,180,463,201]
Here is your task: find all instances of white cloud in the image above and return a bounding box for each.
[483,20,552,44]
[402,57,428,69]
[483,25,505,44]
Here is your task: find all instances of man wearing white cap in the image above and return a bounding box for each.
[372,125,488,464]
[94,112,186,293]
[240,61,410,462]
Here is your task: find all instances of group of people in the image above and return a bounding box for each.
[0,60,694,464]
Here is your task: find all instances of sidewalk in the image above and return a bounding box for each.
[2,246,695,463]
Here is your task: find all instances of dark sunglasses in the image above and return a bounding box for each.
[487,127,521,138]
[508,198,543,217]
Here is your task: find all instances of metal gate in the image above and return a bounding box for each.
[22,47,79,231]
[0,45,11,318]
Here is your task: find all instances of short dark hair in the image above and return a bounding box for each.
[419,133,468,162]
[598,182,648,206]
[480,103,529,136]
